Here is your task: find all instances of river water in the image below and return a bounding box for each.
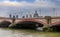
[0,28,60,37]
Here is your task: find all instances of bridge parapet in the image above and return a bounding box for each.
[0,18,12,23]
[15,18,47,25]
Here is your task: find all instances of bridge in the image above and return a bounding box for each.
[0,16,60,30]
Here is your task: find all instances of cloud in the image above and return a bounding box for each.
[0,0,57,7]
[0,0,59,8]
[0,0,60,17]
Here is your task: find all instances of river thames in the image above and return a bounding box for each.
[0,28,60,37]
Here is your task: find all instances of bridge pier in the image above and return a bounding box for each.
[45,16,51,27]
[9,23,16,27]
[43,16,52,31]
[9,15,16,27]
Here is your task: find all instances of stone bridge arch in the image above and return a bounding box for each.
[51,22,60,26]
[15,18,47,25]
[16,20,46,25]
[0,21,11,27]
[50,22,60,32]
[0,19,12,23]
[15,19,47,28]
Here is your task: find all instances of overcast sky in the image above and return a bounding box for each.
[0,0,60,18]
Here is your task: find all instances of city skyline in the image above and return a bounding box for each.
[0,0,60,18]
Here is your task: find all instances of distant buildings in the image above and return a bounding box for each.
[30,14,32,18]
[9,10,43,18]
[9,14,12,18]
[16,15,18,18]
[26,14,28,18]
[33,10,43,18]
[22,16,25,18]
[9,14,18,19]
[22,10,40,18]
[33,10,39,18]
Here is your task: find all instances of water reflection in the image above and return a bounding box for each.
[0,28,60,37]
